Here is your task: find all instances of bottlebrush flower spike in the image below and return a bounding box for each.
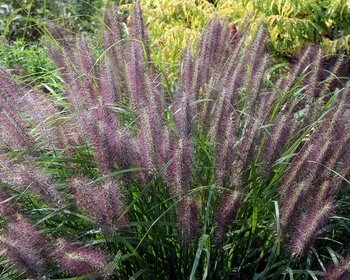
[79,103,119,174]
[97,178,127,229]
[197,73,220,134]
[262,114,292,177]
[247,54,270,113]
[280,46,314,93]
[137,105,164,173]
[0,113,35,150]
[178,196,199,242]
[237,91,274,173]
[102,4,127,92]
[304,47,323,104]
[0,214,51,277]
[280,180,310,234]
[159,126,175,170]
[215,112,238,187]
[124,40,148,109]
[197,19,223,86]
[279,84,350,236]
[70,176,97,217]
[0,154,63,206]
[0,67,23,100]
[220,31,247,91]
[0,189,18,217]
[68,37,98,107]
[174,90,194,138]
[51,117,85,151]
[70,177,126,232]
[198,19,238,83]
[307,179,335,207]
[323,254,350,280]
[0,69,36,149]
[54,239,111,278]
[1,1,350,276]
[15,88,67,148]
[289,201,334,257]
[129,1,149,45]
[137,113,155,178]
[278,122,329,200]
[285,84,349,187]
[318,55,345,98]
[241,26,268,97]
[179,48,196,101]
[215,190,242,241]
[208,87,231,144]
[167,137,193,196]
[103,4,122,45]
[75,37,97,102]
[97,57,120,110]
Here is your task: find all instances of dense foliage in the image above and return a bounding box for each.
[0,39,62,94]
[136,0,350,68]
[0,2,350,280]
[0,0,105,41]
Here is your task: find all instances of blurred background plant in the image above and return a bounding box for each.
[0,0,108,92]
[0,0,106,41]
[0,39,63,94]
[135,0,350,76]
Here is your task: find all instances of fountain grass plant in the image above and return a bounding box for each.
[0,2,350,279]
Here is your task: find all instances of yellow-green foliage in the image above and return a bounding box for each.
[256,0,350,53]
[121,0,350,72]
[121,0,248,73]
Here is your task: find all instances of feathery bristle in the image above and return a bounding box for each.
[54,239,111,278]
[289,201,334,257]
[323,254,350,280]
[70,177,125,232]
[178,196,199,242]
[0,214,51,277]
[0,154,63,206]
[215,190,242,241]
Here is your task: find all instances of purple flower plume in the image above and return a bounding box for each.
[173,90,194,138]
[289,200,334,257]
[215,190,242,241]
[0,214,51,277]
[323,254,350,280]
[0,189,18,217]
[0,154,63,206]
[53,239,111,278]
[262,114,292,177]
[166,137,194,196]
[124,40,148,109]
[280,46,314,94]
[97,58,120,111]
[0,68,36,149]
[215,112,238,187]
[70,177,126,232]
[128,1,149,45]
[103,4,122,46]
[304,47,323,104]
[178,196,200,242]
[179,48,196,101]
[137,106,163,175]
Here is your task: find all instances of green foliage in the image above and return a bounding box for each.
[249,0,350,53]
[0,39,63,94]
[0,0,105,42]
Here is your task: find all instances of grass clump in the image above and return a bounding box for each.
[0,2,350,279]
